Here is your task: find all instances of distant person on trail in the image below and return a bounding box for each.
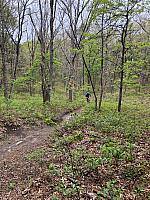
[85,91,91,103]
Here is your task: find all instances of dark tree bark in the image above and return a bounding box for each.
[0,0,9,100]
[1,46,8,100]
[49,0,56,91]
[98,14,104,111]
[118,14,129,112]
[29,0,57,103]
[82,55,98,110]
[117,0,140,112]
[26,27,37,96]
[9,0,29,98]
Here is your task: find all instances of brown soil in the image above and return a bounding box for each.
[0,109,83,199]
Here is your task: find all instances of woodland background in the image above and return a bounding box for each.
[0,0,150,199]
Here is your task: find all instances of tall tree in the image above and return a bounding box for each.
[60,0,99,109]
[26,24,37,96]
[116,0,142,112]
[29,0,57,103]
[7,0,30,98]
[0,0,15,100]
[49,0,57,90]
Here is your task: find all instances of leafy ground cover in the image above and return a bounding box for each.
[46,93,150,199]
[0,91,85,138]
[0,92,150,199]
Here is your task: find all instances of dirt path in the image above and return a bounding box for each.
[0,107,82,199]
[0,108,82,163]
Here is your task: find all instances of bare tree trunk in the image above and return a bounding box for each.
[9,45,19,98]
[26,27,37,96]
[118,23,129,112]
[49,0,55,92]
[118,68,124,112]
[98,14,104,111]
[1,47,8,100]
[82,55,98,110]
[69,88,73,102]
[8,0,29,98]
[82,62,85,86]
[29,0,55,103]
[117,0,139,112]
[0,10,8,100]
[41,43,51,103]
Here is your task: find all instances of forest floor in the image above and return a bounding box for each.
[0,92,150,200]
[0,108,84,199]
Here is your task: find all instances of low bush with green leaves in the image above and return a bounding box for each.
[100,137,136,162]
[97,180,123,199]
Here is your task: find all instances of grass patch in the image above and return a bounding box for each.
[0,91,85,125]
[66,92,150,135]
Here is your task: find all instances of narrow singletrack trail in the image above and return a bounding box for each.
[0,108,82,163]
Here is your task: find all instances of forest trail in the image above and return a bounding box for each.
[0,108,82,163]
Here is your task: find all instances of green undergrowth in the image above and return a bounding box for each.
[65,93,150,135]
[51,92,149,198]
[2,92,149,199]
[46,92,149,198]
[0,91,85,125]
